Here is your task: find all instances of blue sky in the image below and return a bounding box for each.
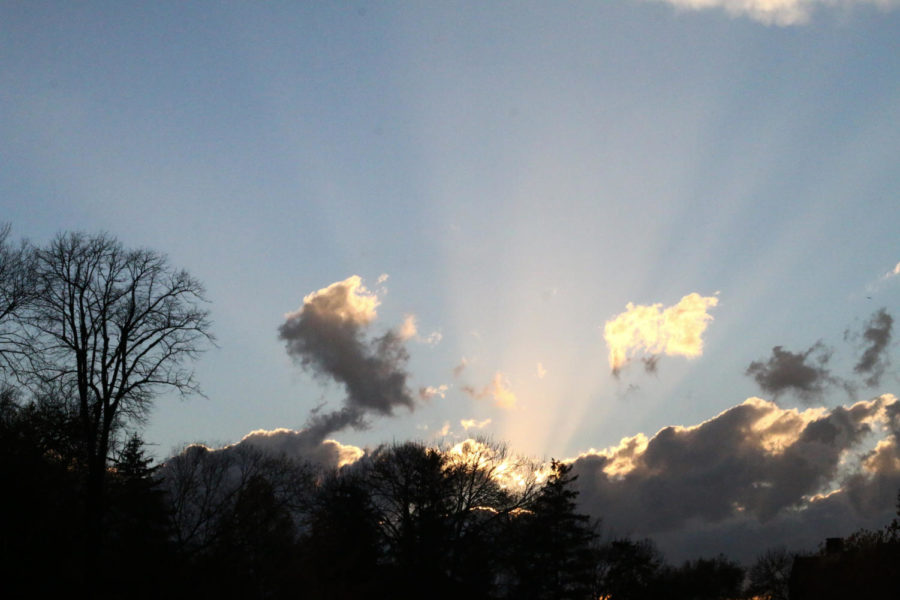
[3,1,900,560]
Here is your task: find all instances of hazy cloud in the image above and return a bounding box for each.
[746,343,835,400]
[646,0,900,26]
[853,308,893,387]
[536,362,548,379]
[453,357,469,378]
[463,371,518,409]
[278,276,415,437]
[570,394,900,562]
[604,293,718,375]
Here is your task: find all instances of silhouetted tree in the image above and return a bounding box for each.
[747,546,793,600]
[0,386,85,595]
[595,538,663,600]
[19,231,213,578]
[660,554,745,600]
[300,471,384,598]
[0,224,35,376]
[507,460,599,600]
[102,434,173,597]
[207,474,298,598]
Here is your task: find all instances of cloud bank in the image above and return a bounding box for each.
[647,0,900,26]
[604,293,718,375]
[278,275,415,436]
[570,394,900,562]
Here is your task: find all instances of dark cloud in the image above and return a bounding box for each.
[569,395,900,563]
[278,276,415,438]
[853,308,893,387]
[745,343,835,401]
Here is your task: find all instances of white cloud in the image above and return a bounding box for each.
[603,292,719,374]
[647,0,900,26]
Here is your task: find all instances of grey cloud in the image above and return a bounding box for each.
[569,395,900,563]
[853,308,893,387]
[745,343,835,401]
[278,277,415,438]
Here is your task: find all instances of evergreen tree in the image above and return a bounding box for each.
[507,460,599,600]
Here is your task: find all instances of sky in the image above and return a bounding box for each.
[3,0,900,562]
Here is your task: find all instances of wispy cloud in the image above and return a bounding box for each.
[853,308,894,387]
[461,417,492,430]
[398,314,443,345]
[646,0,900,26]
[419,384,449,400]
[463,371,518,409]
[604,293,719,375]
[882,261,900,280]
[536,362,548,379]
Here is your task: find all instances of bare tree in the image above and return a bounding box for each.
[23,231,213,563]
[0,223,35,376]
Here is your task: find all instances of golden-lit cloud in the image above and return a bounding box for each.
[603,292,718,374]
[398,314,417,340]
[647,0,900,26]
[233,427,364,468]
[461,417,492,430]
[285,275,379,325]
[463,371,518,409]
[883,261,900,280]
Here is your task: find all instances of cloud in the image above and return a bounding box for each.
[238,427,365,468]
[646,0,900,26]
[883,261,900,280]
[603,293,718,375]
[278,275,415,437]
[569,394,900,562]
[398,314,418,340]
[536,362,548,379]
[853,308,894,387]
[745,343,835,401]
[463,371,518,409]
[453,357,469,378]
[419,384,449,400]
[397,314,443,345]
[461,417,492,430]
